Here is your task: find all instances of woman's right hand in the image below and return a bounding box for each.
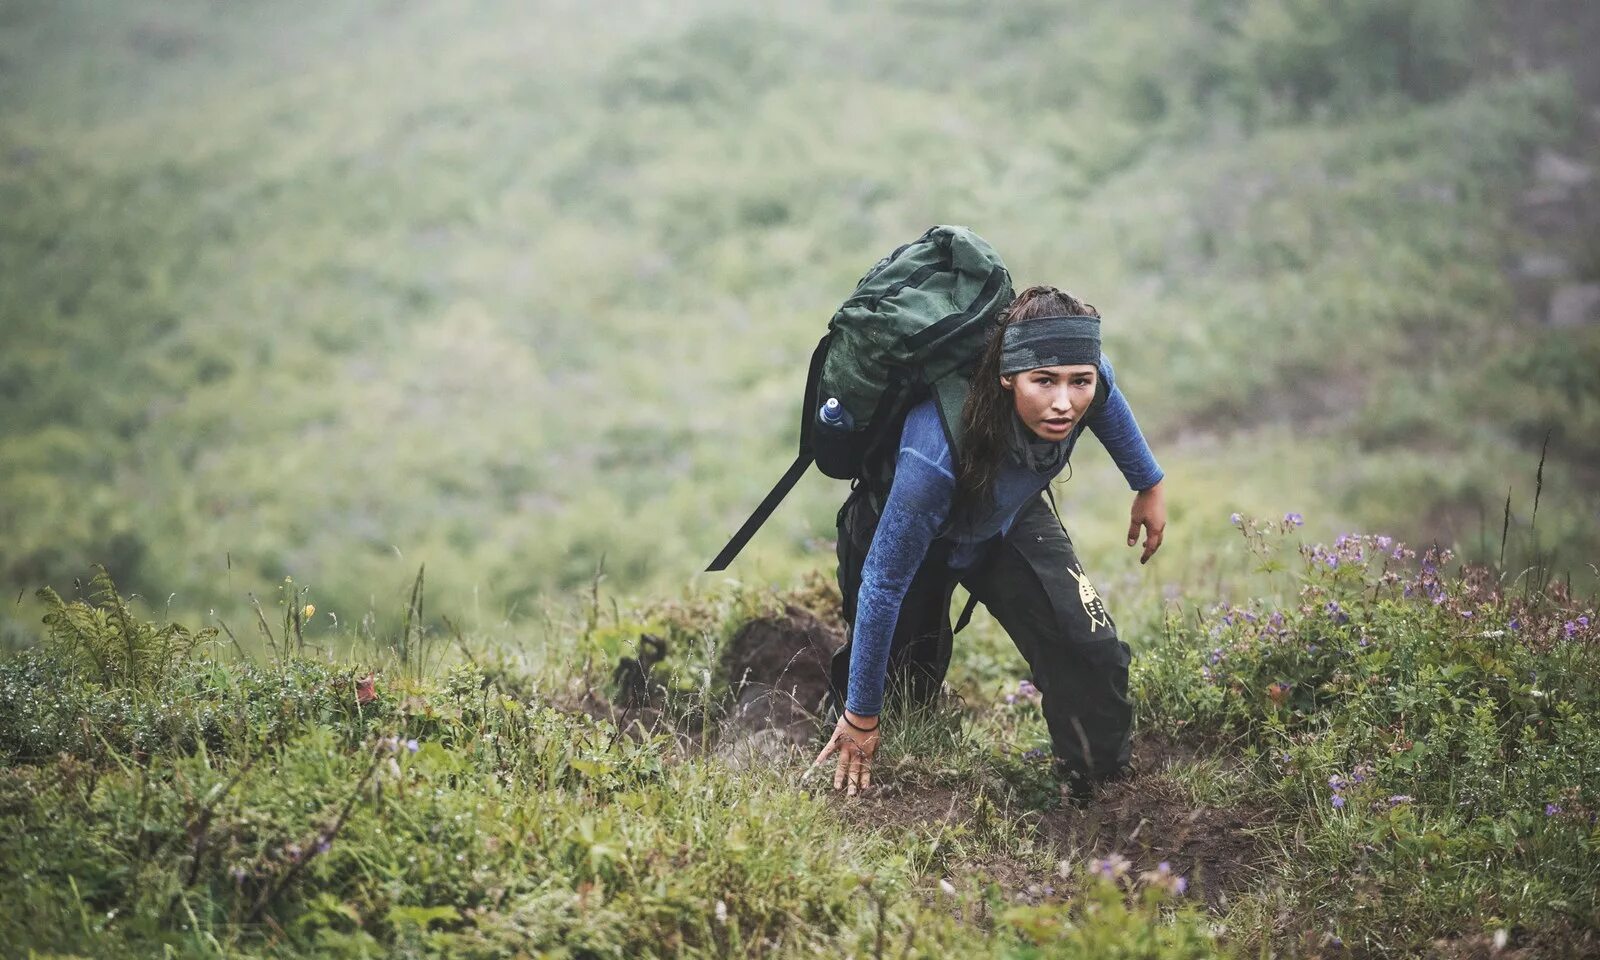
[811,711,880,796]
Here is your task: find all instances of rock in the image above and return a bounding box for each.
[1534,150,1594,188]
[1547,283,1600,328]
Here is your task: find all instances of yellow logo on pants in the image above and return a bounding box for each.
[1066,564,1110,632]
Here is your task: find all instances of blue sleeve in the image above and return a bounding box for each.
[1088,355,1165,492]
[845,407,954,717]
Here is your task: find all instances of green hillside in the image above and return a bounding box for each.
[2,0,1597,637]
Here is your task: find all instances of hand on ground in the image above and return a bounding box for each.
[810,712,880,796]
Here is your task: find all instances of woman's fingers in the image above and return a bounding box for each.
[848,752,869,796]
[812,721,878,795]
[811,733,838,770]
[1141,525,1165,563]
[1127,516,1141,547]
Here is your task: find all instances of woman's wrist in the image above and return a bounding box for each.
[843,710,879,732]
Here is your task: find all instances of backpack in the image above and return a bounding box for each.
[706,225,1014,572]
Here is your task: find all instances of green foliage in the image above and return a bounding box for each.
[34,564,216,689]
[1,0,1595,634]
[1001,871,1223,959]
[1203,0,1487,120]
[4,535,1600,955]
[1133,514,1600,950]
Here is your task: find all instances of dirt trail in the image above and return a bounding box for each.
[709,613,1271,912]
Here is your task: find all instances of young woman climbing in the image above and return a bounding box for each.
[810,285,1167,799]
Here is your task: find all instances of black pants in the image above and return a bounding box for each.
[830,489,1133,783]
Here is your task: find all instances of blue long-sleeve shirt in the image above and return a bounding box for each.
[845,355,1162,716]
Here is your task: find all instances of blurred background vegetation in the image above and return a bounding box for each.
[2,0,1596,643]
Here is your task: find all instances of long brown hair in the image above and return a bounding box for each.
[951,285,1100,527]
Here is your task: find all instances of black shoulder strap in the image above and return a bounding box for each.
[953,591,980,635]
[706,334,831,572]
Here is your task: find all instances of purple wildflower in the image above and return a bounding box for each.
[1174,876,1188,894]
[1387,795,1412,807]
[1019,679,1039,697]
[1284,512,1304,527]
[1230,512,1243,526]
[1331,794,1345,810]
[1546,802,1563,816]
[1580,616,1591,629]
[316,837,332,855]
[1375,536,1392,549]
[1565,621,1578,638]
[1328,775,1347,791]
[406,738,420,753]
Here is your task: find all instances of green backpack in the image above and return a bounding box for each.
[707,225,1014,572]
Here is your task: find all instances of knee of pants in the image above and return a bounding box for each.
[1040,634,1130,686]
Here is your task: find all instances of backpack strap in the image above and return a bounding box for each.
[952,590,980,635]
[706,333,832,572]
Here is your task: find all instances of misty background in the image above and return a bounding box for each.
[2,0,1597,645]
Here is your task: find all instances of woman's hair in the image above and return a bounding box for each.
[951,285,1100,527]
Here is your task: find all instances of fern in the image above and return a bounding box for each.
[34,564,215,688]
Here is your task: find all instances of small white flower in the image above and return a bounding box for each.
[714,899,728,925]
[1492,929,1509,951]
[939,878,956,896]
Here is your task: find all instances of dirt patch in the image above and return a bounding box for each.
[1423,917,1599,960]
[558,602,847,755]
[1040,749,1273,913]
[718,603,844,744]
[830,730,1273,914]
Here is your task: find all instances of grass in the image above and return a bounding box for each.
[1,576,1222,958]
[3,488,1596,955]
[3,0,1599,954]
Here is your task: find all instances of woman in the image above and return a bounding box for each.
[811,285,1167,799]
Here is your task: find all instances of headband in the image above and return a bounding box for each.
[999,315,1101,375]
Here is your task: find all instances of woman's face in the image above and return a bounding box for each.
[1000,363,1097,442]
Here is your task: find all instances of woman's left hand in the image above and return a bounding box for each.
[1128,480,1166,564]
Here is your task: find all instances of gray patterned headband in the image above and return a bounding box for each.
[999,315,1101,375]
